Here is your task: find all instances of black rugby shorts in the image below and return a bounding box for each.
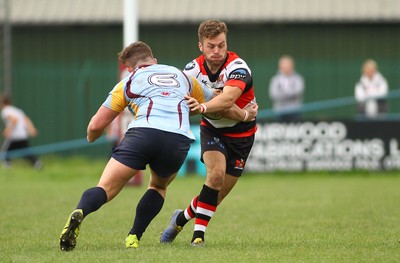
[200,125,255,177]
[112,127,193,178]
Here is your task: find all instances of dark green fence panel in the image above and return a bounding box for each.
[11,26,121,155]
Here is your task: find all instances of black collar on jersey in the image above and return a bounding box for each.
[203,54,229,82]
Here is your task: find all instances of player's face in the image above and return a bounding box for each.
[363,64,376,79]
[199,33,227,69]
[279,58,294,75]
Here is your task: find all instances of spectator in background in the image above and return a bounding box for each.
[0,94,41,169]
[269,55,304,122]
[355,59,388,118]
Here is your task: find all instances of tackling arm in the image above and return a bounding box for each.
[87,106,120,143]
[3,115,17,138]
[185,84,257,122]
[201,85,240,112]
[219,102,258,122]
[24,115,38,137]
[187,78,257,121]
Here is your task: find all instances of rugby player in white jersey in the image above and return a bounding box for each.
[59,41,257,251]
[161,20,257,246]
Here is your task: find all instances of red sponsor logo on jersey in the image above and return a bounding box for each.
[234,159,245,170]
[161,91,171,96]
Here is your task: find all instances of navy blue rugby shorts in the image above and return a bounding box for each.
[112,127,194,178]
[200,125,255,177]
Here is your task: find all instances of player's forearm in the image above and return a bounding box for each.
[4,117,17,138]
[24,116,37,137]
[3,127,13,138]
[87,106,120,143]
[184,95,233,115]
[186,84,244,115]
[222,103,258,122]
[220,105,247,121]
[201,92,236,113]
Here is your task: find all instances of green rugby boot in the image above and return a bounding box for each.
[59,209,84,251]
[125,234,139,248]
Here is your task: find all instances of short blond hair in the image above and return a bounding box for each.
[198,20,228,43]
[118,41,154,68]
[362,59,377,71]
[279,55,294,65]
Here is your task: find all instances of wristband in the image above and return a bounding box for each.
[200,103,207,114]
[242,110,249,121]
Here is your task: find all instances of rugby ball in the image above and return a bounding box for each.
[203,112,222,120]
[202,83,223,120]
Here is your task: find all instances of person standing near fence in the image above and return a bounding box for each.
[0,95,41,169]
[269,55,304,122]
[354,59,388,118]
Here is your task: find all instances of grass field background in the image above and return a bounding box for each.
[1,156,400,263]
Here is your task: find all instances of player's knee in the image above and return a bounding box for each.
[206,172,225,189]
[150,183,167,191]
[148,179,169,192]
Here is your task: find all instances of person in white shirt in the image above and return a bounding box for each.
[0,95,41,169]
[355,59,388,118]
[269,55,304,122]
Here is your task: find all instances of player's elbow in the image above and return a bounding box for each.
[87,135,95,143]
[87,126,103,136]
[87,121,100,134]
[86,130,100,143]
[86,122,103,142]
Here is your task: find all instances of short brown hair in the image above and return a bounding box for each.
[0,94,11,106]
[118,41,154,68]
[198,20,228,43]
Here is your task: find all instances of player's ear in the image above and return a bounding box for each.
[153,58,158,64]
[198,42,203,52]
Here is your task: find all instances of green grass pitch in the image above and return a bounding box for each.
[1,156,399,263]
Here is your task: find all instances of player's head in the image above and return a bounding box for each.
[197,20,228,68]
[118,41,157,72]
[362,59,377,79]
[278,55,294,75]
[0,94,12,108]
